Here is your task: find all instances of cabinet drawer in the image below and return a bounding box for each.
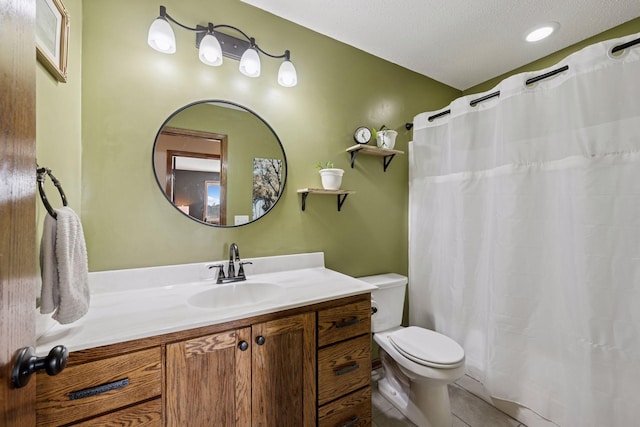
[318,297,371,347]
[73,398,162,426]
[36,347,162,427]
[319,386,371,427]
[318,334,371,405]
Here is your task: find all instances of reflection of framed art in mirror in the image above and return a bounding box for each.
[36,0,69,82]
[252,158,283,220]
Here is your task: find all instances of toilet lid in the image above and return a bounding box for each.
[388,326,465,368]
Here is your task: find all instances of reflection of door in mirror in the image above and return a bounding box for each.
[155,126,227,224]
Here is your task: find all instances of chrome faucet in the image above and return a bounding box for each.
[209,243,252,284]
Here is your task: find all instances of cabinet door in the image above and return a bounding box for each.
[166,327,251,426]
[252,312,316,426]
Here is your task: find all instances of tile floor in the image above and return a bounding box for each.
[371,369,526,427]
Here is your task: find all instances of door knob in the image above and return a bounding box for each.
[238,341,249,351]
[11,345,69,389]
[255,336,266,345]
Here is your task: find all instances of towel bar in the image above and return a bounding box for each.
[37,166,68,219]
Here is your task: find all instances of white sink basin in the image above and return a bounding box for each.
[187,282,285,310]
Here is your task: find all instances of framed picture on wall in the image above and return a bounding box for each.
[36,0,70,82]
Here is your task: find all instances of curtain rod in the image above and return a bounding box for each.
[415,35,640,124]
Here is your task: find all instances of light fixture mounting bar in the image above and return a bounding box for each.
[195,26,250,61]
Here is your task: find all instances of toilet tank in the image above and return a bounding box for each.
[358,273,408,333]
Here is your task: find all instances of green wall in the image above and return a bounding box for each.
[37,1,639,280]
[36,0,83,251]
[63,0,458,275]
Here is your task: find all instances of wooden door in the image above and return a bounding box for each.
[165,327,251,426]
[252,312,316,427]
[0,0,37,425]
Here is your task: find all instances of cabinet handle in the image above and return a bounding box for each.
[238,341,249,351]
[334,362,359,376]
[335,317,360,329]
[338,416,360,427]
[69,378,129,400]
[256,336,266,345]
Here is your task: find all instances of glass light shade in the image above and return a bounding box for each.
[277,60,297,87]
[147,17,176,53]
[199,33,223,66]
[239,48,261,77]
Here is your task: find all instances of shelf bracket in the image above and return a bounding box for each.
[383,154,396,172]
[337,194,349,211]
[349,151,358,168]
[348,146,399,171]
[299,191,350,212]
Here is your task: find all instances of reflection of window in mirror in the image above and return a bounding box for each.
[155,127,227,224]
[204,180,221,224]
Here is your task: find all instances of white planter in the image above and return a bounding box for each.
[319,168,344,190]
[376,130,398,149]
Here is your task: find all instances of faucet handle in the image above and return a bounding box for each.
[238,261,253,278]
[208,264,226,283]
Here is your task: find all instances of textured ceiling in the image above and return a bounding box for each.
[241,0,640,90]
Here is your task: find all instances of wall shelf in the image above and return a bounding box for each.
[297,188,355,212]
[346,144,404,172]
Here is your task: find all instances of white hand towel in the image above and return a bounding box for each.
[40,213,58,314]
[40,207,90,324]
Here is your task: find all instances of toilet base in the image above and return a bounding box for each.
[378,373,453,427]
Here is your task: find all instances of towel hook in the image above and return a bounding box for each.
[37,167,68,219]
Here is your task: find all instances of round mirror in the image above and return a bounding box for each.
[152,100,287,227]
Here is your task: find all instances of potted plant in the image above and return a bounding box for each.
[372,125,398,149]
[316,161,344,190]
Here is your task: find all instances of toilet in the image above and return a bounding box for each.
[359,273,465,427]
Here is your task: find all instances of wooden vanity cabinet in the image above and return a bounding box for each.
[35,293,371,427]
[166,311,316,426]
[317,297,372,427]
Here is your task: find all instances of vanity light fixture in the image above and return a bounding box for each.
[147,6,297,87]
[525,22,560,43]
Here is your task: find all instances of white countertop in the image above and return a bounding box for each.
[36,253,376,355]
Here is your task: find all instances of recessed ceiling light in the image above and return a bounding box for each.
[525,22,560,42]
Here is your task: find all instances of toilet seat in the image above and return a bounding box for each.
[388,326,465,369]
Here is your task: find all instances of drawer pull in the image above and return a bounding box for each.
[334,362,359,376]
[69,378,129,400]
[335,317,360,329]
[338,416,360,427]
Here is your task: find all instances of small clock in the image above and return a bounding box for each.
[353,126,372,144]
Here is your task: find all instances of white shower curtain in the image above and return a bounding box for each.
[409,32,640,427]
